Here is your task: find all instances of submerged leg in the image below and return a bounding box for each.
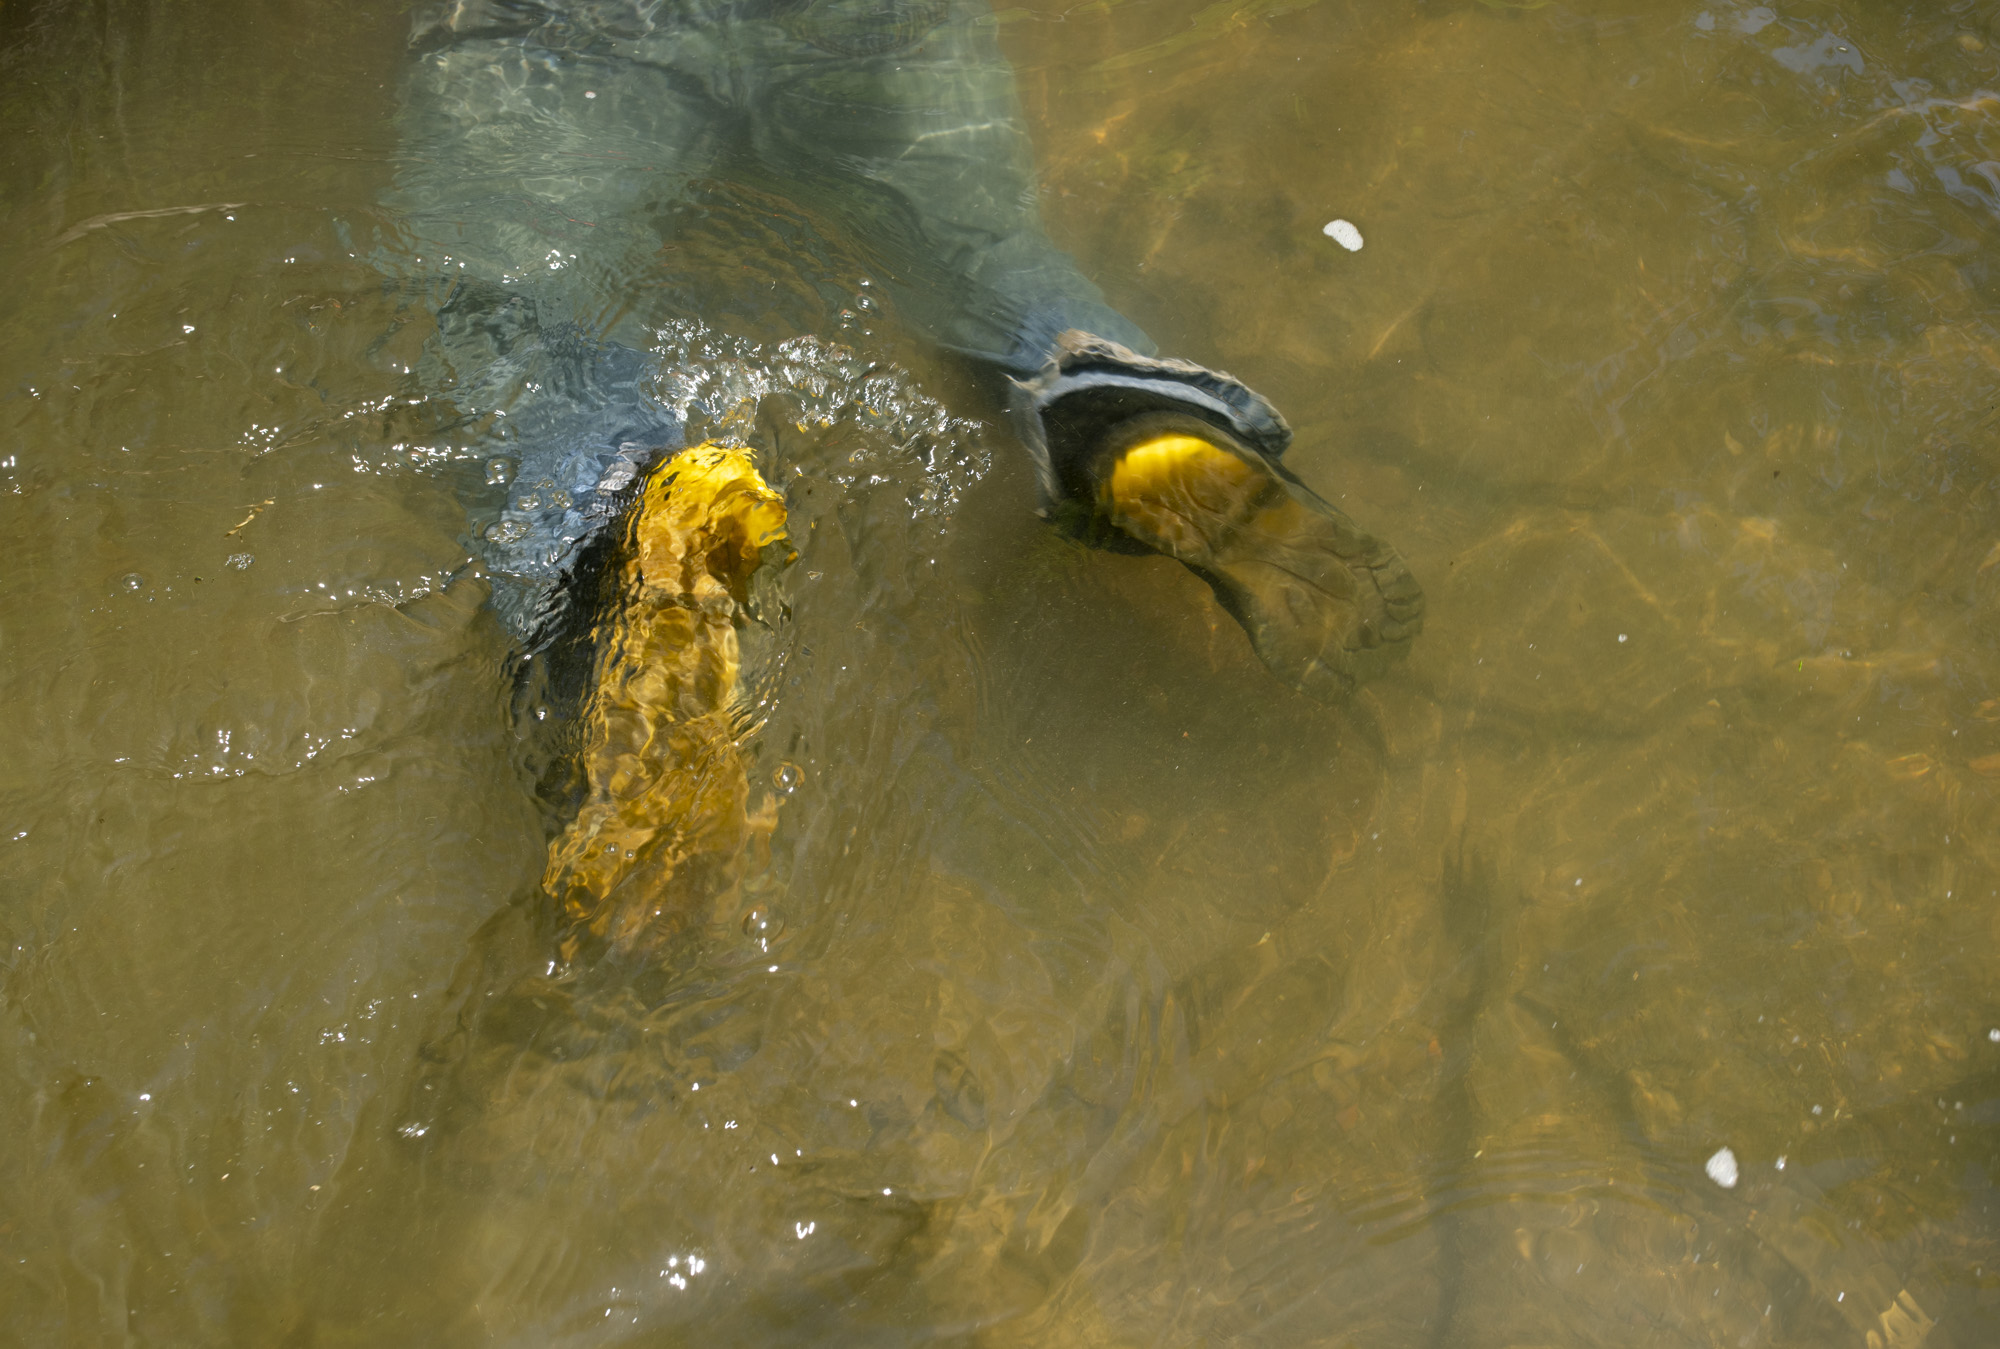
[384,16,734,642]
[543,444,795,957]
[738,3,1423,695]
[390,14,732,340]
[741,0,1154,373]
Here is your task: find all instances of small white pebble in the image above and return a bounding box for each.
[1322,219,1364,251]
[1705,1146,1739,1189]
[1774,1155,1786,1170]
[1989,1028,1999,1042]
[1618,633,1629,643]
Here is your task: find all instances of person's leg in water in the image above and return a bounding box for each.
[382,5,735,644]
[735,0,1424,698]
[387,0,1421,694]
[542,443,795,957]
[380,0,1425,951]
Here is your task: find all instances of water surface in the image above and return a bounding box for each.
[3,1,1998,1344]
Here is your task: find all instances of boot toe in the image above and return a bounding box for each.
[1094,417,1424,700]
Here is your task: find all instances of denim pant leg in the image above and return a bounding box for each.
[385,0,1157,641]
[737,0,1153,373]
[385,33,730,641]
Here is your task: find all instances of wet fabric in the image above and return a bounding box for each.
[419,282,687,639]
[382,0,1155,641]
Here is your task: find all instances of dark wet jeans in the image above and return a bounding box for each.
[382,0,1152,638]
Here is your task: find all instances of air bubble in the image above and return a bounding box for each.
[773,761,802,793]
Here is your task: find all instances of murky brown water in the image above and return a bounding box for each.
[4,1,1999,1344]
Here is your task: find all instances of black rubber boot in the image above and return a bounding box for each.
[1012,333,1423,700]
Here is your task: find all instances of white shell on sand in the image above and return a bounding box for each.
[1322,219,1364,251]
[1705,1146,1740,1189]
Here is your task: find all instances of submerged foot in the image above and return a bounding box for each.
[544,444,794,957]
[1089,413,1424,700]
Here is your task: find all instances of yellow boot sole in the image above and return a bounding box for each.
[1096,414,1423,700]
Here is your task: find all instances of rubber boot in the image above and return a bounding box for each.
[543,444,794,959]
[1013,332,1423,700]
